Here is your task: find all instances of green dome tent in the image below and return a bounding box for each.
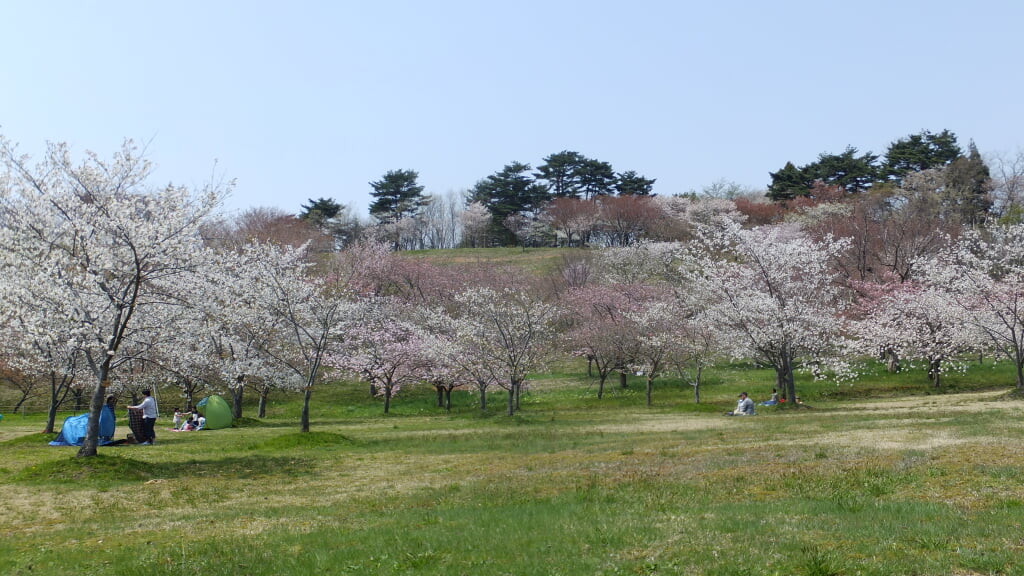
[196,395,233,430]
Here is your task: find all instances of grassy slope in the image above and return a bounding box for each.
[2,358,1023,576]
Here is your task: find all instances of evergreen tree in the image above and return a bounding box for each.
[805,146,880,193]
[300,197,344,224]
[884,129,961,179]
[469,162,550,246]
[535,151,586,198]
[945,140,993,225]
[767,161,812,201]
[369,169,427,224]
[298,197,360,250]
[535,151,619,199]
[615,170,657,196]
[577,158,617,200]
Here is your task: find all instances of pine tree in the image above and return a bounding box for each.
[615,170,657,196]
[369,169,427,224]
[884,129,962,179]
[469,162,550,246]
[767,161,811,201]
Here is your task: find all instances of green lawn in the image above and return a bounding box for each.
[2,361,1022,575]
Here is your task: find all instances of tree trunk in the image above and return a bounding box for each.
[693,366,702,404]
[444,387,452,412]
[436,386,444,408]
[778,352,796,409]
[928,359,942,388]
[257,390,268,418]
[479,384,487,412]
[597,374,606,399]
[45,371,65,434]
[383,387,391,414]
[646,376,653,406]
[77,361,111,458]
[587,357,593,377]
[231,384,244,419]
[300,388,312,433]
[884,348,901,373]
[45,400,58,434]
[73,387,86,411]
[506,382,516,416]
[619,370,628,388]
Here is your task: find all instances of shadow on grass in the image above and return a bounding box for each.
[1,432,57,447]
[10,452,323,486]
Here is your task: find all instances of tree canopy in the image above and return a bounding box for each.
[369,169,427,224]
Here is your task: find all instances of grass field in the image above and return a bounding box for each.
[2,361,1023,576]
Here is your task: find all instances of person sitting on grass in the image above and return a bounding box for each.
[179,412,198,431]
[726,392,756,416]
[759,388,779,406]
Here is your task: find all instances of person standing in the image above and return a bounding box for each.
[128,389,159,445]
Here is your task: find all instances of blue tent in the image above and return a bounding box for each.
[49,405,116,446]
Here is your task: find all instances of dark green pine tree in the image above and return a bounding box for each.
[368,169,427,224]
[615,170,656,196]
[767,161,812,201]
[535,151,587,198]
[469,161,551,246]
[299,197,344,224]
[883,129,962,180]
[577,158,617,200]
[805,146,880,194]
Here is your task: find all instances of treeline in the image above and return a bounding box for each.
[292,129,1021,251]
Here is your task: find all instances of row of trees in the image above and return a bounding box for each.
[0,137,569,456]
[767,130,993,225]
[307,130,1021,251]
[360,151,656,248]
[5,135,1024,460]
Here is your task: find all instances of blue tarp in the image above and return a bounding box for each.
[49,405,116,446]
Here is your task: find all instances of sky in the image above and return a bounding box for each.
[2,0,1022,219]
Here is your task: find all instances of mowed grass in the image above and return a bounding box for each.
[2,361,1023,576]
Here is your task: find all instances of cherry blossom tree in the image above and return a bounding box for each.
[0,137,225,456]
[208,240,354,431]
[421,307,502,412]
[0,310,86,432]
[655,195,746,241]
[670,299,727,404]
[852,280,980,388]
[624,299,680,406]
[451,287,559,415]
[682,222,852,404]
[459,201,491,248]
[563,284,645,398]
[327,298,430,414]
[595,241,680,286]
[181,247,290,418]
[539,197,600,247]
[920,224,1024,389]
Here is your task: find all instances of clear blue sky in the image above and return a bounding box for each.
[3,1,1022,217]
